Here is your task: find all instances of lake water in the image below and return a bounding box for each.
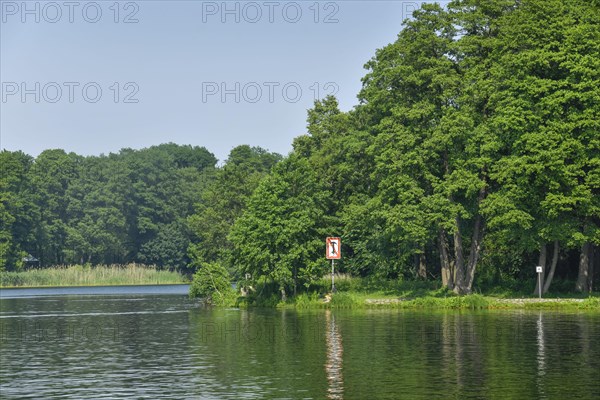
[1,286,599,399]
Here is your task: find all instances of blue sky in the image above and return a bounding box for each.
[1,1,442,163]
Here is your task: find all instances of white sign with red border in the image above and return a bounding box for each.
[326,237,341,259]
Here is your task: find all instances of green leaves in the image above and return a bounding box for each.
[189,261,236,305]
[187,145,282,270]
[1,144,217,270]
[229,155,330,295]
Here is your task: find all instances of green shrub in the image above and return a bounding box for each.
[459,294,491,309]
[579,297,600,310]
[294,292,321,309]
[189,262,236,306]
[329,292,359,308]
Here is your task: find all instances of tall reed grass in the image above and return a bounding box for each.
[0,264,188,287]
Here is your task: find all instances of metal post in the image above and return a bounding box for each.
[331,259,335,292]
[535,266,543,299]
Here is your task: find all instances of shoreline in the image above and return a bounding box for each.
[271,292,600,311]
[2,283,598,311]
[360,296,596,310]
[0,282,190,290]
[364,297,586,305]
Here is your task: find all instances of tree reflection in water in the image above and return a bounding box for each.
[325,310,344,399]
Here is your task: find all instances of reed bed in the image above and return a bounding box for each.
[0,264,188,287]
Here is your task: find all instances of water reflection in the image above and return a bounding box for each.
[325,310,344,399]
[440,312,456,392]
[536,312,546,376]
[2,294,599,399]
[536,312,546,399]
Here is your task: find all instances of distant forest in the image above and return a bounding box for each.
[2,0,599,295]
[0,143,280,270]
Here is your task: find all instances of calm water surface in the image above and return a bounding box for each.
[1,286,599,399]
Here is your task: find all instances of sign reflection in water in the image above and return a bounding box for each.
[325,310,343,399]
[536,312,546,398]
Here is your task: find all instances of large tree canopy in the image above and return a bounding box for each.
[223,0,599,295]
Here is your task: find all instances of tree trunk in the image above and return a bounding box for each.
[453,216,467,295]
[439,229,453,290]
[280,288,287,302]
[542,240,559,294]
[293,265,297,297]
[464,184,487,294]
[534,244,547,297]
[417,252,427,279]
[587,244,595,292]
[576,242,591,293]
[465,213,485,292]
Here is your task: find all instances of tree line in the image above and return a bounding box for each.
[0,143,281,271]
[2,0,599,296]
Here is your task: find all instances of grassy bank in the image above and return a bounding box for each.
[287,292,600,310]
[0,264,189,288]
[231,275,600,311]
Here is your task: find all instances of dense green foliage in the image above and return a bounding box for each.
[192,0,599,298]
[0,144,276,271]
[188,261,236,305]
[187,146,281,267]
[2,0,599,298]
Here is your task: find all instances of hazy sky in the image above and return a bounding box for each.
[1,1,443,163]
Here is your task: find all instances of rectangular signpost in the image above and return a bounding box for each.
[326,237,341,292]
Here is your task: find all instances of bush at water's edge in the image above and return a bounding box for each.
[189,262,237,306]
